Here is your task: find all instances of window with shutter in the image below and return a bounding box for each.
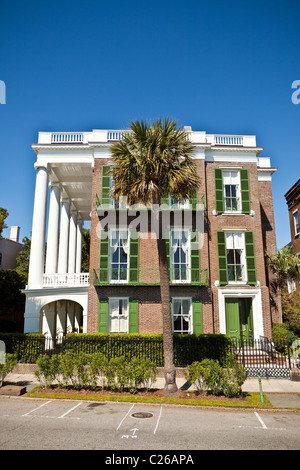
[244,231,257,285]
[98,298,109,333]
[101,165,112,206]
[217,231,228,285]
[240,169,251,214]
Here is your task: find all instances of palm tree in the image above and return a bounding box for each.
[110,118,200,393]
[265,245,300,321]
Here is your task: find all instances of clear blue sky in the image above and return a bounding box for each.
[0,0,299,249]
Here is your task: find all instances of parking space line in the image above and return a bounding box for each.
[153,406,162,435]
[254,412,267,429]
[116,404,135,431]
[58,402,82,419]
[22,401,52,417]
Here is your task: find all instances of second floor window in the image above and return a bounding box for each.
[171,229,190,282]
[110,230,129,282]
[226,232,246,282]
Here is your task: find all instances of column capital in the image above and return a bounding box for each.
[34,162,49,172]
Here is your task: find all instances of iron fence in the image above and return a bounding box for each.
[4,333,300,378]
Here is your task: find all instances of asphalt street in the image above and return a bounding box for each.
[0,397,299,451]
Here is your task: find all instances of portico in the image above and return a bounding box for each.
[23,135,94,337]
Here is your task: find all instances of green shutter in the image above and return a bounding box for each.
[214,169,224,213]
[190,230,200,283]
[240,169,251,214]
[99,230,109,283]
[98,298,109,333]
[245,231,257,285]
[129,298,139,333]
[217,231,228,285]
[190,187,198,210]
[192,298,203,334]
[129,232,139,284]
[101,165,111,206]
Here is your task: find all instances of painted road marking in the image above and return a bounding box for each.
[58,402,82,419]
[117,403,135,431]
[238,412,286,431]
[153,406,162,435]
[22,401,52,417]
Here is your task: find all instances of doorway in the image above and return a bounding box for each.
[225,297,253,342]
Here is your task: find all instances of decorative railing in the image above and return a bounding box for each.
[43,273,89,288]
[107,130,129,141]
[51,132,84,143]
[214,135,243,145]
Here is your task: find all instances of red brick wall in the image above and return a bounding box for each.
[87,156,278,338]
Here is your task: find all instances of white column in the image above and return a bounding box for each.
[76,220,83,273]
[57,197,70,273]
[28,163,49,288]
[45,182,60,274]
[68,210,77,273]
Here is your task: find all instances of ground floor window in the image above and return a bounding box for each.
[172,297,192,334]
[109,297,129,333]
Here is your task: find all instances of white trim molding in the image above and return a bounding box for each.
[218,287,264,340]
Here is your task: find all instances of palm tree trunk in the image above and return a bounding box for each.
[153,203,177,393]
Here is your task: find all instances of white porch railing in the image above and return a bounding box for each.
[43,273,89,288]
[214,135,243,145]
[51,132,84,143]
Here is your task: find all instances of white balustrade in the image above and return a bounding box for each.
[214,135,243,145]
[51,133,84,143]
[43,273,90,288]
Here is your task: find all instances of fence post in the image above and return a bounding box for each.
[287,339,292,369]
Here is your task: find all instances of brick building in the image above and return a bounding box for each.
[24,128,279,342]
[284,179,300,292]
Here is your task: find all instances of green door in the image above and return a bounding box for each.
[225,298,253,343]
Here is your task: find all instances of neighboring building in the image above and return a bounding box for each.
[24,128,279,342]
[285,179,300,253]
[0,226,22,270]
[284,179,300,292]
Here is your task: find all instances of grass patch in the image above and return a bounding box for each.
[24,386,272,409]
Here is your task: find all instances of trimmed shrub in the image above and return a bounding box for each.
[185,357,247,398]
[0,353,17,387]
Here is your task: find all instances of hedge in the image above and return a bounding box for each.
[63,333,233,367]
[0,333,45,363]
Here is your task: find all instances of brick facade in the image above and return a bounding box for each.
[87,140,278,340]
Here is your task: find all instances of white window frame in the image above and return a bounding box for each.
[225,231,247,284]
[109,229,129,283]
[109,297,129,333]
[170,228,190,283]
[223,170,241,213]
[172,297,192,334]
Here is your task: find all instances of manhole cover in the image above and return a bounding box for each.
[131,412,153,419]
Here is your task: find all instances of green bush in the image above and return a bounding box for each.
[0,353,17,387]
[185,357,247,398]
[34,351,158,394]
[35,355,60,388]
